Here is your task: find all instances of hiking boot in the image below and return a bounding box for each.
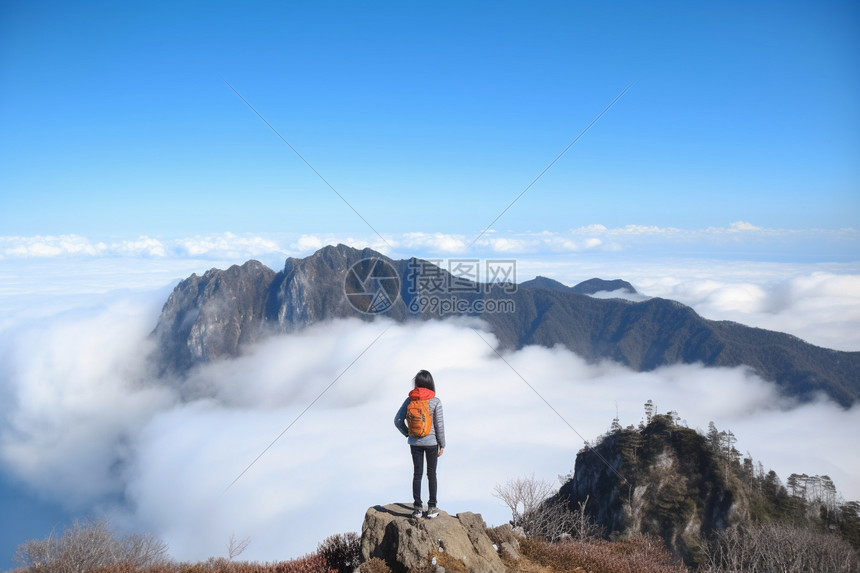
[424,506,440,519]
[411,504,424,518]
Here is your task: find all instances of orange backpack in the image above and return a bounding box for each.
[406,399,433,438]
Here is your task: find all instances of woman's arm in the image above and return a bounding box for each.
[433,399,446,450]
[394,398,410,437]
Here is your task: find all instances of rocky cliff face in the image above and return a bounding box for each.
[555,415,743,564]
[151,260,276,374]
[269,245,387,327]
[360,503,506,573]
[148,244,860,405]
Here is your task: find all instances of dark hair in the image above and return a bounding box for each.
[413,370,435,392]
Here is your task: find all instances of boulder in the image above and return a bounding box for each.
[500,541,520,562]
[360,503,506,573]
[487,524,522,563]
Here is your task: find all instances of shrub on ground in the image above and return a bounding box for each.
[317,533,360,573]
[520,535,688,573]
[14,518,168,573]
[87,554,335,573]
[700,522,860,573]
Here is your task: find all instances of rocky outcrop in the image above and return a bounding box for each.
[555,415,742,565]
[151,260,275,375]
[360,503,506,573]
[269,244,391,327]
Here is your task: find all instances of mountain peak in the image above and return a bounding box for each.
[520,276,637,295]
[571,277,637,295]
[283,243,384,273]
[520,276,573,292]
[149,246,860,405]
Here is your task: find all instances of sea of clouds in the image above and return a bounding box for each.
[1,245,859,564]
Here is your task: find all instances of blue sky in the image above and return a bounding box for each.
[1,1,858,251]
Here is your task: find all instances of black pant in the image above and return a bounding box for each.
[410,445,438,508]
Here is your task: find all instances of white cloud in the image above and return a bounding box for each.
[0,294,175,507]
[574,224,608,234]
[513,258,860,352]
[1,244,859,564]
[702,221,766,234]
[612,224,680,235]
[2,223,856,263]
[400,232,467,254]
[727,221,762,232]
[173,233,286,260]
[461,223,855,258]
[484,237,534,253]
[1,292,858,564]
[0,233,290,262]
[472,233,605,255]
[114,236,168,257]
[640,271,860,352]
[0,235,107,258]
[588,289,649,303]
[292,234,324,252]
[286,234,394,258]
[122,319,860,562]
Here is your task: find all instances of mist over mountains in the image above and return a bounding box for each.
[152,244,860,406]
[2,245,860,565]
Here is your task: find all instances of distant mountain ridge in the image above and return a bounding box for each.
[149,244,860,406]
[521,276,636,295]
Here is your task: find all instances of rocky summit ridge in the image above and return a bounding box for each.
[149,244,860,406]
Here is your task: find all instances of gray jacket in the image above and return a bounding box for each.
[394,396,446,449]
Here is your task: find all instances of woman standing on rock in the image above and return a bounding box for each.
[394,369,446,518]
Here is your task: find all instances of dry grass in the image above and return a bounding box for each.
[518,535,688,573]
[357,558,390,573]
[87,555,336,573]
[505,559,560,573]
[433,552,470,573]
[405,551,470,573]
